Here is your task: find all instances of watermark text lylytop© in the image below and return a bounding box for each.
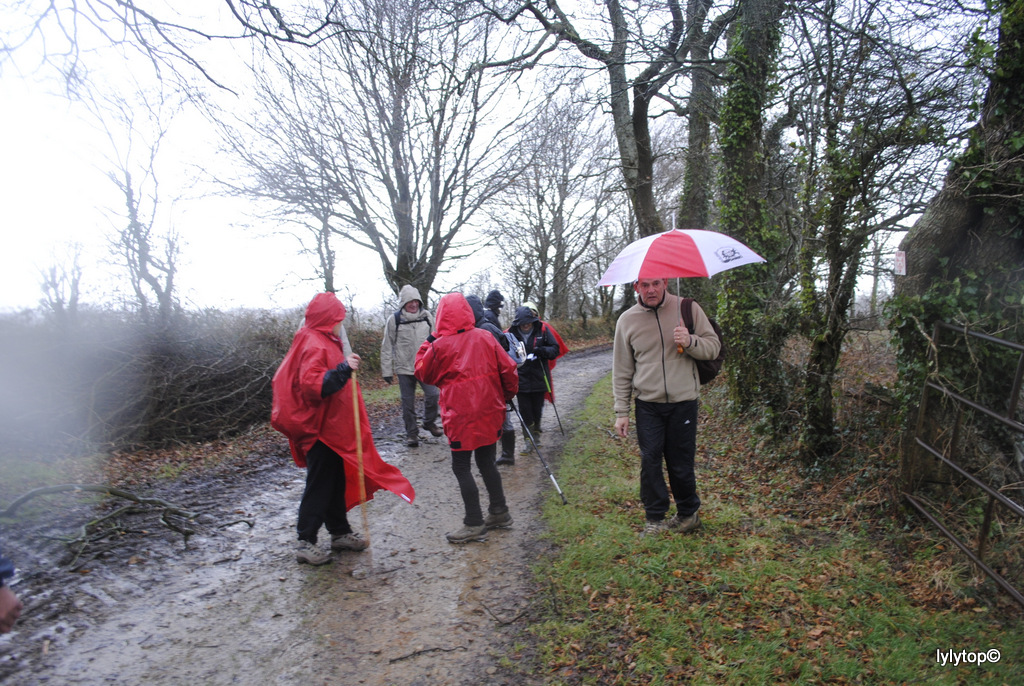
[936,649,1001,666]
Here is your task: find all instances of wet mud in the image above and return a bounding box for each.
[1,346,613,685]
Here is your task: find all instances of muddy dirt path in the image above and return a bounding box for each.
[2,345,612,685]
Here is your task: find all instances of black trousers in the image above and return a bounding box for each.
[635,398,700,521]
[451,442,506,526]
[297,440,353,543]
[517,391,545,430]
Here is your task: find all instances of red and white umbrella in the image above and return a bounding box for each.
[597,229,766,286]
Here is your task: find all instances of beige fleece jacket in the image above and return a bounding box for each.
[612,292,721,417]
[381,285,435,377]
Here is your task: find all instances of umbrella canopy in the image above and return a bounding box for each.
[597,229,766,286]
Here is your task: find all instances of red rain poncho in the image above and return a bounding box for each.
[271,293,415,507]
[414,293,519,452]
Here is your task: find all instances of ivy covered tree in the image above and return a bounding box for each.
[784,0,975,463]
[891,0,1024,475]
[716,0,789,418]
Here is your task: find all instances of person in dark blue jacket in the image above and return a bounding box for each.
[508,305,559,453]
[484,290,506,329]
[0,546,23,633]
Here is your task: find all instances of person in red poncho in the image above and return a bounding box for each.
[414,293,519,544]
[272,292,415,565]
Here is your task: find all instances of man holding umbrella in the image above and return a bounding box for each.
[612,277,720,536]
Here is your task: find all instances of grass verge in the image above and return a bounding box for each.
[516,375,1022,685]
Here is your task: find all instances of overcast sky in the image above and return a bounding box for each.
[0,68,409,314]
[0,3,504,316]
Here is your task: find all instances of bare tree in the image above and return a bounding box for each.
[93,88,182,327]
[0,1,353,92]
[219,0,525,300]
[488,94,619,318]
[39,244,83,328]
[475,0,738,238]
[213,62,345,294]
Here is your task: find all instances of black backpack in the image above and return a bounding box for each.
[680,298,726,385]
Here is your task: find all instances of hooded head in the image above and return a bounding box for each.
[484,290,505,313]
[465,294,487,327]
[512,305,539,332]
[398,284,424,311]
[304,292,347,334]
[433,293,476,336]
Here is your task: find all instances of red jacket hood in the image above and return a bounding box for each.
[304,292,346,333]
[433,293,474,336]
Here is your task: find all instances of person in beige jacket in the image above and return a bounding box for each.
[381,285,444,447]
[612,277,721,536]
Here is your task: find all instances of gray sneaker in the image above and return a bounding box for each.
[446,524,488,544]
[330,532,368,551]
[296,540,331,565]
[641,519,670,537]
[670,512,702,534]
[484,510,513,529]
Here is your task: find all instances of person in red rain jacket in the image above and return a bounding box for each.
[414,293,519,544]
[272,292,415,565]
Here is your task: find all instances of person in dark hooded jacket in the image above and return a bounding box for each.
[415,293,519,544]
[467,295,520,464]
[483,289,505,329]
[508,305,560,452]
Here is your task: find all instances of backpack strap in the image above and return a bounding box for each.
[680,297,696,334]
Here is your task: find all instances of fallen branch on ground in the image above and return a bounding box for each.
[1,484,202,567]
[0,484,198,520]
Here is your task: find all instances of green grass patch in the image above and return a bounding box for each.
[520,375,1022,684]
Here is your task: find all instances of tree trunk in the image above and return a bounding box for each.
[892,0,1024,485]
[717,0,788,413]
[678,0,715,230]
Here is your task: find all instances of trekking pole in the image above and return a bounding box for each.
[351,371,371,546]
[541,365,565,435]
[508,398,568,505]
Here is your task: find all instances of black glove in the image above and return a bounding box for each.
[384,375,393,384]
[322,362,353,397]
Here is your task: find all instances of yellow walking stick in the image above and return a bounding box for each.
[351,370,370,547]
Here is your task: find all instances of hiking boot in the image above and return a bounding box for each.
[330,532,368,552]
[295,540,331,565]
[423,422,444,437]
[498,431,516,465]
[406,437,419,448]
[445,524,488,544]
[484,510,513,529]
[669,512,702,534]
[641,519,670,537]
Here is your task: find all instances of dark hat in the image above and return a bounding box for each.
[485,290,505,310]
